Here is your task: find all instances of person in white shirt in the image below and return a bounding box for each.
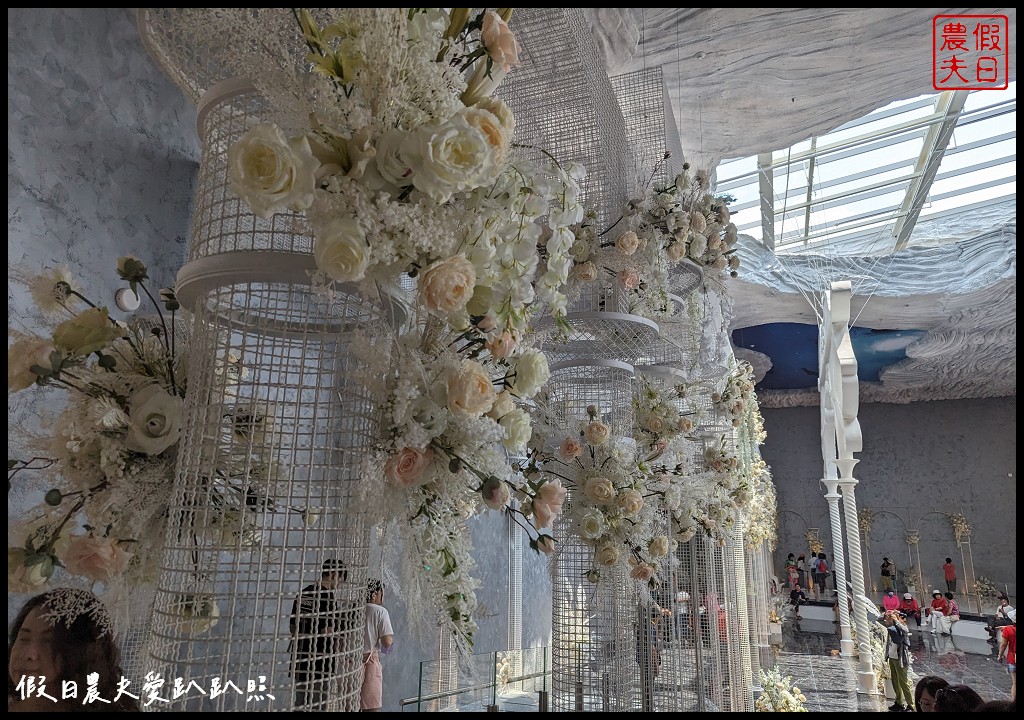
[361,578,395,712]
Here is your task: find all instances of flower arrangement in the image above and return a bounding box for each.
[7,259,280,601]
[755,665,808,712]
[948,512,971,546]
[745,462,778,550]
[564,161,738,320]
[858,508,874,535]
[973,575,999,599]
[631,375,696,451]
[227,8,582,338]
[712,361,755,428]
[804,529,824,555]
[521,405,664,585]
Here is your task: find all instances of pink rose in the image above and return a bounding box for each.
[537,479,567,514]
[617,268,641,290]
[630,563,656,582]
[62,535,132,584]
[481,11,520,72]
[385,447,434,488]
[558,437,584,460]
[486,330,518,360]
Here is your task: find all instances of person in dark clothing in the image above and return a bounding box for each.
[290,559,347,710]
[635,602,661,712]
[789,584,807,619]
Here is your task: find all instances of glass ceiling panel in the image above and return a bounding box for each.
[716,81,1016,255]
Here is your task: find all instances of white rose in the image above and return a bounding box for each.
[473,97,516,138]
[385,447,435,488]
[688,232,708,260]
[460,105,512,173]
[403,118,495,203]
[615,230,640,256]
[61,534,133,584]
[420,255,476,317]
[648,536,670,558]
[499,407,532,452]
[375,128,414,187]
[8,335,56,392]
[583,421,610,445]
[447,359,497,417]
[313,217,370,283]
[689,210,707,234]
[644,415,665,433]
[558,437,584,460]
[126,384,183,455]
[584,476,616,505]
[666,242,686,262]
[595,543,620,567]
[228,123,319,218]
[617,489,644,516]
[579,510,607,540]
[512,350,550,399]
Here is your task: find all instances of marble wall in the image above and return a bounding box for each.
[763,397,1017,609]
[7,5,198,611]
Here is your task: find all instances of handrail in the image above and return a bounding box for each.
[399,669,549,708]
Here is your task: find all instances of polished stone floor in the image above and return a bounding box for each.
[773,617,1013,712]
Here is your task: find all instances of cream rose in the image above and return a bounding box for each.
[558,437,584,461]
[125,384,183,455]
[420,255,477,317]
[447,359,496,417]
[53,307,125,356]
[689,210,707,234]
[512,350,550,399]
[677,417,694,433]
[480,10,520,71]
[617,489,644,517]
[728,255,741,271]
[474,97,516,138]
[644,415,665,433]
[228,123,319,218]
[8,335,57,392]
[584,476,616,505]
[460,105,512,172]
[713,255,729,271]
[8,549,55,591]
[487,390,515,420]
[583,421,610,445]
[617,268,641,291]
[480,476,511,510]
[573,261,598,282]
[675,527,696,543]
[615,230,640,256]
[62,534,133,584]
[578,509,607,540]
[648,535,670,558]
[313,217,370,283]
[595,543,619,567]
[385,447,434,488]
[499,407,532,452]
[666,242,687,262]
[403,118,495,203]
[688,232,708,260]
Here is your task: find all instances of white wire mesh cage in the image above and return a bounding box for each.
[138,76,398,710]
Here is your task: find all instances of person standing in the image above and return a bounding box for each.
[796,554,807,588]
[813,553,829,598]
[361,579,394,712]
[290,559,347,710]
[785,554,799,589]
[880,557,895,593]
[942,558,957,593]
[880,611,915,711]
[635,602,661,712]
[997,618,1016,702]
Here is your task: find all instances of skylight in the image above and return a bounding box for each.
[715,82,1016,256]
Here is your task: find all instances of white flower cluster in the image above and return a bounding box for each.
[227,9,581,343]
[755,665,809,712]
[632,376,695,452]
[712,361,755,428]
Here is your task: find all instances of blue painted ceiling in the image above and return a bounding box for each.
[732,323,927,391]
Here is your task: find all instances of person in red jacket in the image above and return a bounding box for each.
[997,619,1016,702]
[898,592,922,626]
[925,589,951,634]
[942,557,958,593]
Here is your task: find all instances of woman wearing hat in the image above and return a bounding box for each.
[925,590,951,634]
[897,592,921,626]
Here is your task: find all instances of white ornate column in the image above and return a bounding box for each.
[836,458,875,693]
[823,478,855,656]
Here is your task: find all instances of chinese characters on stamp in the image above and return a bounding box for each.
[933,14,1009,90]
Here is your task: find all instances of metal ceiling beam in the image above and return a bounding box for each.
[892,90,969,251]
[757,152,775,250]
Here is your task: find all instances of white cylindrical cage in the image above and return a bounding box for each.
[142,80,396,711]
[722,526,755,711]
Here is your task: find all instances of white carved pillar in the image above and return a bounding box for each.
[823,478,855,656]
[836,458,876,694]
